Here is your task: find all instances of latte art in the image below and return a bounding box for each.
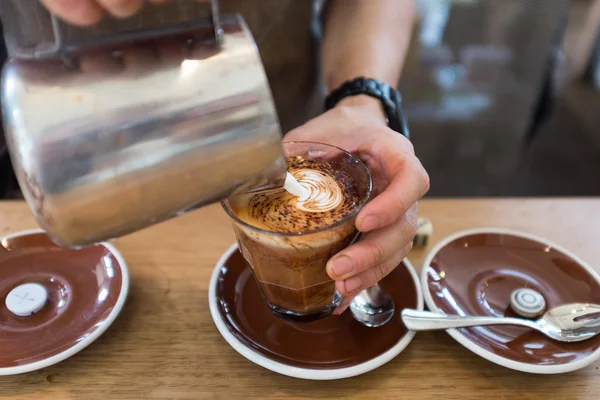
[293,169,344,213]
[229,156,361,233]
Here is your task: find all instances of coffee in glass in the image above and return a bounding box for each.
[222,141,372,322]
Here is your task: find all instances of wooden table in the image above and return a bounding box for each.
[1,199,599,399]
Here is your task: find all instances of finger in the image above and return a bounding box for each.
[40,0,104,26]
[335,242,412,297]
[356,132,429,232]
[333,297,352,316]
[332,241,409,316]
[326,207,417,281]
[96,0,144,18]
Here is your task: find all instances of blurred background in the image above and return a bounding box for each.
[404,0,600,197]
[0,0,599,199]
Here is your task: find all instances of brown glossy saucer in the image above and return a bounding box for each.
[208,243,423,380]
[0,229,129,376]
[422,228,600,374]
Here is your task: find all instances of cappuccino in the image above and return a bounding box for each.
[230,156,360,233]
[223,142,371,322]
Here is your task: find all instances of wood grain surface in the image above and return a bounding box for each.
[0,199,599,399]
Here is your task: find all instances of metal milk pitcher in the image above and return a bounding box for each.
[0,0,286,248]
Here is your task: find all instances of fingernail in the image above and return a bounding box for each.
[331,255,353,277]
[345,276,363,293]
[361,215,381,231]
[334,304,349,315]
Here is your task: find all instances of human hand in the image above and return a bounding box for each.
[285,95,430,315]
[40,0,208,26]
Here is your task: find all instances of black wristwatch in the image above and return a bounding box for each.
[324,77,410,139]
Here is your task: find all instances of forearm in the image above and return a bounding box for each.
[321,0,416,92]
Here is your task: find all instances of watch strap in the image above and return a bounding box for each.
[324,77,410,139]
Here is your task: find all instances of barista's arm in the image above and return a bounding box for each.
[321,0,415,113]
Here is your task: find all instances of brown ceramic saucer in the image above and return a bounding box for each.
[422,228,600,374]
[208,243,423,380]
[0,229,129,376]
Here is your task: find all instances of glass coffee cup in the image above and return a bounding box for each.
[222,142,372,322]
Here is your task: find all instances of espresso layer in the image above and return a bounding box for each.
[232,156,360,233]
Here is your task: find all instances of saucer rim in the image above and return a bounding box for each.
[0,228,130,376]
[421,227,600,375]
[208,242,424,380]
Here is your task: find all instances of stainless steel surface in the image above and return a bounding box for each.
[350,284,395,328]
[401,303,600,343]
[1,14,286,248]
[0,0,220,59]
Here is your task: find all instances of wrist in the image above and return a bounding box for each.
[335,94,387,126]
[325,77,409,137]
